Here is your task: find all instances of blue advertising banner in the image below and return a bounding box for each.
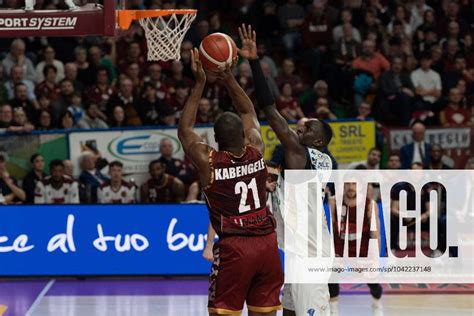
[0,204,211,276]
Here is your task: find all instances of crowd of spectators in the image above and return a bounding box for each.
[0,0,472,204]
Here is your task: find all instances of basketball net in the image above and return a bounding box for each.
[139,12,196,61]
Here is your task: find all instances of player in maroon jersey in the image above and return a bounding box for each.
[178,49,283,315]
[328,182,383,315]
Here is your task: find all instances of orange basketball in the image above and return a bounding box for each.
[199,33,237,72]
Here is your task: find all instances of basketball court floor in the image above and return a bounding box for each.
[0,278,472,316]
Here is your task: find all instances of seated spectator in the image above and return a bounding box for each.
[400,122,431,169]
[387,5,413,39]
[63,159,74,178]
[60,111,75,130]
[386,152,401,169]
[73,46,91,86]
[158,138,191,184]
[137,82,162,125]
[88,45,117,86]
[378,56,415,126]
[332,8,361,43]
[442,39,461,73]
[2,39,36,82]
[356,101,372,120]
[126,62,143,95]
[440,21,464,50]
[348,147,381,169]
[411,52,442,112]
[257,43,278,78]
[196,97,220,124]
[352,39,390,80]
[9,83,36,119]
[276,82,304,121]
[428,144,452,170]
[98,161,136,204]
[275,58,303,96]
[456,79,474,107]
[165,81,189,116]
[140,159,185,203]
[83,66,114,119]
[0,104,12,129]
[109,105,126,128]
[164,60,193,94]
[35,159,79,204]
[64,63,84,95]
[307,97,337,120]
[302,80,334,116]
[51,79,75,125]
[77,103,108,129]
[260,61,280,99]
[67,93,85,125]
[8,107,34,133]
[143,63,167,101]
[0,153,26,204]
[22,154,46,204]
[35,45,65,83]
[34,65,61,102]
[117,41,147,76]
[35,110,53,131]
[5,65,36,102]
[107,77,142,126]
[78,151,108,204]
[439,88,471,126]
[465,157,474,169]
[443,54,473,93]
[278,0,305,57]
[158,107,177,126]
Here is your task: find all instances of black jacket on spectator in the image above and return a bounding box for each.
[158,156,192,185]
[22,170,46,204]
[400,143,431,169]
[79,169,108,204]
[379,71,415,98]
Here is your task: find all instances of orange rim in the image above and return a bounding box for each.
[117,9,197,30]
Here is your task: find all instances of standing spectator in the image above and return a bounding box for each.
[77,103,108,129]
[140,159,185,203]
[378,56,415,126]
[386,152,401,169]
[107,77,142,126]
[5,65,36,101]
[35,46,65,83]
[276,83,304,121]
[348,147,381,169]
[275,58,304,96]
[34,65,61,102]
[439,88,472,126]
[278,0,305,57]
[78,151,108,204]
[0,154,26,204]
[411,52,442,112]
[400,122,431,168]
[2,39,36,82]
[22,153,46,204]
[158,138,190,184]
[64,63,84,95]
[137,82,162,126]
[98,161,136,204]
[35,159,79,204]
[428,144,452,170]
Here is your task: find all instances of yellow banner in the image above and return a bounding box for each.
[261,121,375,164]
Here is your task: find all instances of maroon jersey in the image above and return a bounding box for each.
[204,145,275,236]
[141,175,178,203]
[334,198,373,257]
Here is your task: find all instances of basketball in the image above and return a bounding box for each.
[199,32,237,72]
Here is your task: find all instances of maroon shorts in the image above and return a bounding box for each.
[208,231,283,315]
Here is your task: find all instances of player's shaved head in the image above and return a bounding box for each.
[214,112,245,150]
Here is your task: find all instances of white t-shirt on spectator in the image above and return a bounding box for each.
[34,176,79,204]
[410,68,441,103]
[98,180,136,204]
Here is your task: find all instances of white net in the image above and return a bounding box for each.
[139,12,197,61]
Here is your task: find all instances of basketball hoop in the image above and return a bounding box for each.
[117,9,197,61]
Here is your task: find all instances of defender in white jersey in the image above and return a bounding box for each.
[35,160,79,204]
[240,24,334,316]
[98,161,136,204]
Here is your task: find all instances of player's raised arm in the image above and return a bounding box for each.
[219,65,264,153]
[177,49,212,179]
[238,24,305,158]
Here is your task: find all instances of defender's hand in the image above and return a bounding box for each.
[238,24,257,60]
[191,48,206,84]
